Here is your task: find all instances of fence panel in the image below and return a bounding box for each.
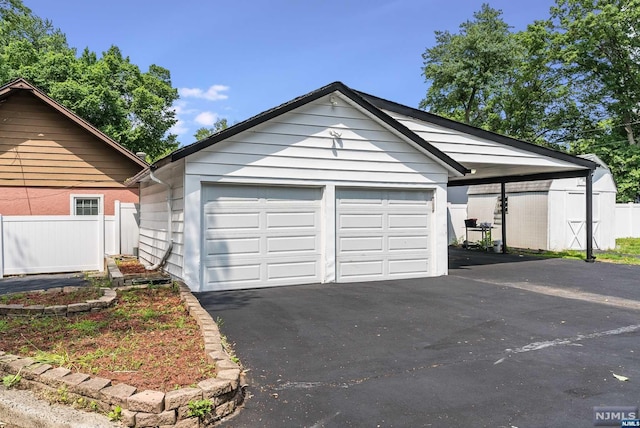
[119,203,139,255]
[1,215,104,276]
[614,203,640,238]
[447,203,468,245]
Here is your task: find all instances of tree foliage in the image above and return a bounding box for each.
[420,4,518,126]
[194,118,229,141]
[421,0,640,201]
[0,0,178,160]
[552,0,640,146]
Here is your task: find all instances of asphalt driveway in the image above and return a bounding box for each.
[0,273,88,295]
[196,250,640,427]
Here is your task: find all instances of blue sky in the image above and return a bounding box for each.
[25,0,556,145]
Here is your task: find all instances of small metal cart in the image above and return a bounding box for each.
[464,224,494,251]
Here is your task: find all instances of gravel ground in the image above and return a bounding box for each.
[0,386,118,428]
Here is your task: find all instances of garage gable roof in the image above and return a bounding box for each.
[153,81,469,175]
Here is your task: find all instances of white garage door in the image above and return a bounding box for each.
[202,185,322,291]
[336,188,432,282]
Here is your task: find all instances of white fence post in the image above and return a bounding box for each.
[114,200,121,255]
[0,214,4,279]
[98,214,105,272]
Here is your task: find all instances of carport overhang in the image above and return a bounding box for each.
[452,162,598,265]
[448,164,597,262]
[356,90,599,262]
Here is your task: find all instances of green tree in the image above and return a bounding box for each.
[420,4,518,126]
[194,118,229,141]
[0,0,179,159]
[550,0,640,201]
[551,0,640,146]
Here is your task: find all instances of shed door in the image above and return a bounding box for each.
[336,188,432,282]
[202,185,322,291]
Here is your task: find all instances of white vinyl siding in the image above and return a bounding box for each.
[185,97,448,185]
[336,188,432,282]
[201,184,322,291]
[385,110,584,180]
[138,160,185,278]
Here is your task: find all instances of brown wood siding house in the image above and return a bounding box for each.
[0,79,147,215]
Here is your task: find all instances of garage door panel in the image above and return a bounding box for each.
[337,189,385,205]
[202,184,321,291]
[206,185,261,201]
[268,261,318,281]
[388,235,429,251]
[205,263,261,284]
[340,214,383,229]
[387,191,430,205]
[389,258,429,275]
[339,260,384,278]
[267,211,317,228]
[206,212,260,230]
[267,235,318,254]
[205,237,260,256]
[338,236,383,252]
[336,188,432,282]
[388,214,428,229]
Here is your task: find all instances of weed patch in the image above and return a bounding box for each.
[0,286,215,391]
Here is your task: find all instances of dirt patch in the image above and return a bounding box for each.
[116,259,149,275]
[0,286,215,391]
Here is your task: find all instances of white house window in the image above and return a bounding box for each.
[70,194,103,215]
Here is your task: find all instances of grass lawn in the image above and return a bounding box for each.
[511,237,640,265]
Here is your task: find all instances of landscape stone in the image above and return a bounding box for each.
[101,383,137,406]
[215,400,235,418]
[134,410,176,427]
[164,387,203,410]
[23,305,44,315]
[7,357,35,372]
[167,417,200,428]
[127,389,165,413]
[43,305,68,315]
[67,302,91,313]
[120,409,137,427]
[40,366,72,386]
[215,359,239,371]
[23,363,52,379]
[74,376,111,398]
[198,378,232,398]
[60,372,90,386]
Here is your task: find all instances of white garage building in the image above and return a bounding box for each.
[133,82,597,292]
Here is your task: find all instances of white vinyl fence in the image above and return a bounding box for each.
[447,203,468,245]
[615,203,640,238]
[0,202,139,278]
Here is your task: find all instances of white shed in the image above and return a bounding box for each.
[132,82,598,292]
[466,154,617,251]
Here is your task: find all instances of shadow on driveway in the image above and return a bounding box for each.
[0,273,88,295]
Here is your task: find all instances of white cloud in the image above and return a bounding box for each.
[169,119,189,136]
[179,84,230,101]
[171,100,197,116]
[194,111,219,126]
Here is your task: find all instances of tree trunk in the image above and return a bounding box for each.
[624,122,637,146]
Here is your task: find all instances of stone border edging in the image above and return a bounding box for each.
[0,281,245,427]
[0,287,116,317]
